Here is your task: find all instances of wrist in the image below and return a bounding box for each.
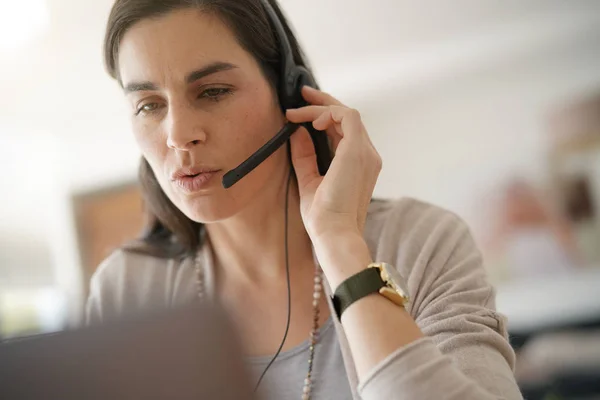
[313,233,373,290]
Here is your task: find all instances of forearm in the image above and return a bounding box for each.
[314,234,423,380]
[314,233,522,400]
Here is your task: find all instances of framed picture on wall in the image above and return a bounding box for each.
[72,182,146,297]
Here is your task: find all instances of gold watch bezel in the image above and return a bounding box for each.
[368,263,409,308]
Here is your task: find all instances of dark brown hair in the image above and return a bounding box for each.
[103,0,315,259]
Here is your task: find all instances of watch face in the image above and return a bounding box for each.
[381,263,409,299]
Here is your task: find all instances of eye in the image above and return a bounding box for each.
[135,102,162,116]
[199,87,232,101]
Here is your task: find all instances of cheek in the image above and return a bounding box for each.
[224,91,283,157]
[231,111,261,148]
[130,121,174,196]
[132,120,168,163]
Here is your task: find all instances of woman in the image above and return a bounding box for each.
[87,0,523,399]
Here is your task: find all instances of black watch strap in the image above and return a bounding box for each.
[331,267,385,320]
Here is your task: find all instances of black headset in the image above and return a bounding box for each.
[221,0,332,189]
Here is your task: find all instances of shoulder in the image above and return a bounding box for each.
[89,249,171,295]
[85,249,192,325]
[365,197,470,255]
[365,197,489,309]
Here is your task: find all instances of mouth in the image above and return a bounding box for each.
[171,167,222,193]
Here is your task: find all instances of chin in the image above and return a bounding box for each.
[154,175,234,224]
[176,195,236,224]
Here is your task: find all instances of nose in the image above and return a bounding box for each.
[165,103,207,151]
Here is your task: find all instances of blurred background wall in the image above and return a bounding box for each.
[1,1,600,398]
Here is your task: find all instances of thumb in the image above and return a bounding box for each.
[290,126,322,199]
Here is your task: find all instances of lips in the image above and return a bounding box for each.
[171,167,221,193]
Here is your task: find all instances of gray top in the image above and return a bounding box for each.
[87,198,523,400]
[248,317,352,400]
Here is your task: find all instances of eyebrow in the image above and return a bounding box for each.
[123,61,238,94]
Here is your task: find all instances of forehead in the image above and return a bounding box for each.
[117,9,252,85]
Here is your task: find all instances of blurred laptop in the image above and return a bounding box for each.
[0,303,255,400]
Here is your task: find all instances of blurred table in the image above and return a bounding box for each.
[495,267,600,333]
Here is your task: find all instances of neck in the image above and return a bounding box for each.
[204,170,314,287]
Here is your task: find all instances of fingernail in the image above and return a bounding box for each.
[303,85,316,91]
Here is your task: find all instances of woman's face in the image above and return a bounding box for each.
[117,9,287,223]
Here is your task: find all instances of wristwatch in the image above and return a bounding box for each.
[331,262,409,320]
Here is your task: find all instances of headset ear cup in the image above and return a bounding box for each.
[280,67,298,110]
[281,66,317,109]
[295,67,316,90]
[287,67,316,108]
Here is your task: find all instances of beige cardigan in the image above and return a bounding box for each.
[87,198,523,399]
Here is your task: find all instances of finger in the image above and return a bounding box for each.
[287,106,344,147]
[327,128,343,151]
[312,110,334,131]
[288,105,366,147]
[298,109,343,152]
[301,86,344,106]
[311,109,344,140]
[287,105,349,134]
[310,106,364,143]
[286,105,329,124]
[289,126,322,198]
